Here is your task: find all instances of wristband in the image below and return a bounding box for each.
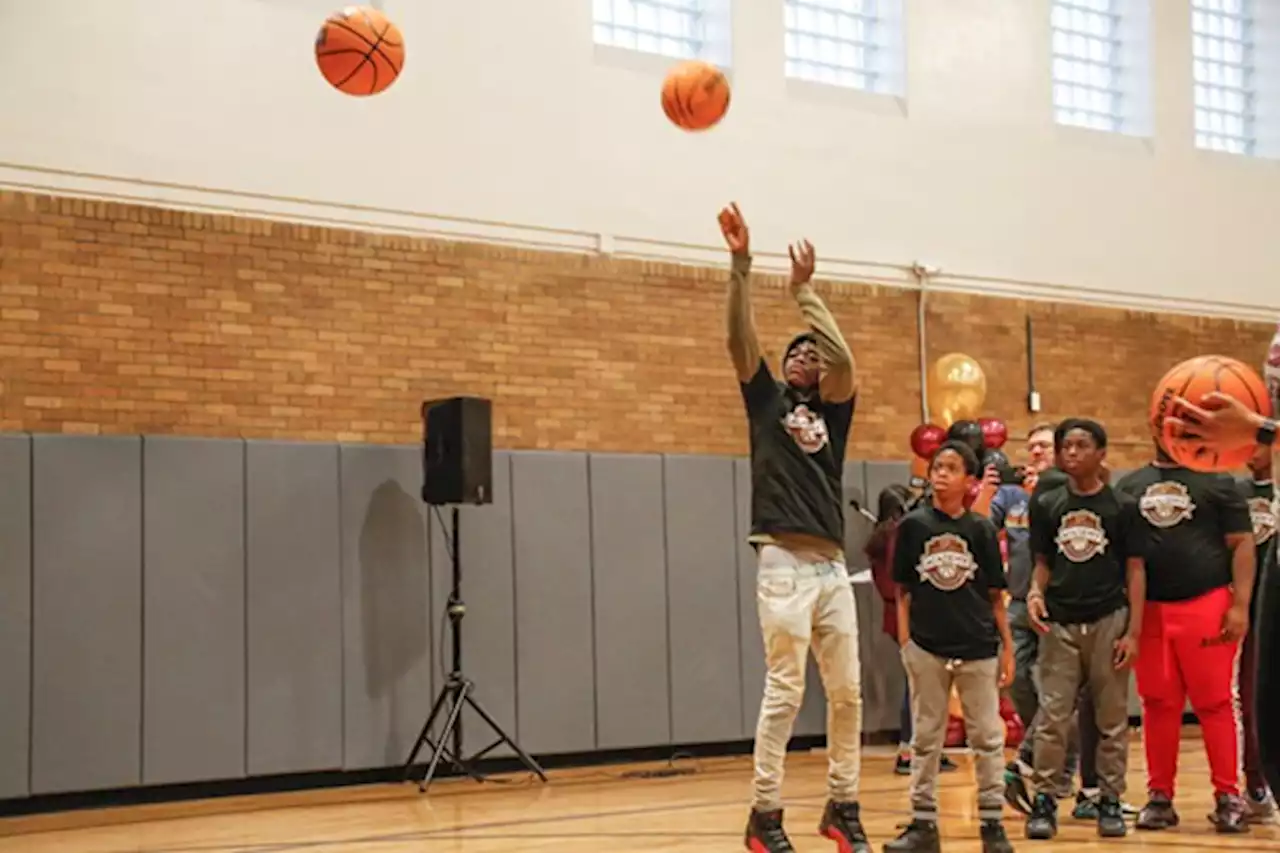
[1259,418,1277,448]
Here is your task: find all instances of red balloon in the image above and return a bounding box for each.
[909,423,947,459]
[979,417,1008,450]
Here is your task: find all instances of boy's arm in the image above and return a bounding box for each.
[896,588,911,648]
[979,519,1015,684]
[1027,492,1055,566]
[990,589,1014,655]
[788,241,856,403]
[1028,556,1051,600]
[726,252,763,384]
[1124,557,1146,638]
[1216,479,1257,623]
[892,517,918,648]
[1121,498,1149,639]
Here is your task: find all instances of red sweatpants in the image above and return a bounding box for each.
[1134,585,1241,799]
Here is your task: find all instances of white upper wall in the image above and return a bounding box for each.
[1,0,1278,318]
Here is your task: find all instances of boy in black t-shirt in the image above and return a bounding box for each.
[888,441,1015,853]
[1022,419,1146,840]
[1114,445,1255,833]
[1236,446,1277,823]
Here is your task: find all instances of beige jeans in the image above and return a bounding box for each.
[751,544,863,812]
[1032,607,1132,800]
[902,639,1005,822]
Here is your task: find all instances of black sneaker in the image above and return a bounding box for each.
[1025,793,1057,840]
[940,754,959,773]
[1097,795,1127,838]
[1071,790,1099,820]
[883,820,941,853]
[981,820,1015,853]
[819,800,872,853]
[745,808,796,852]
[1209,793,1249,834]
[1003,763,1033,816]
[895,754,912,776]
[1135,793,1179,831]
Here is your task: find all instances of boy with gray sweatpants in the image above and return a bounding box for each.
[886,441,1016,853]
[1023,419,1146,840]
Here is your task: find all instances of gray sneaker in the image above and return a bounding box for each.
[1246,789,1277,825]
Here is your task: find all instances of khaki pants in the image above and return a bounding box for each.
[751,545,862,812]
[1032,607,1131,800]
[902,640,1005,822]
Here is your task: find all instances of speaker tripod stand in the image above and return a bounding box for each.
[401,506,547,792]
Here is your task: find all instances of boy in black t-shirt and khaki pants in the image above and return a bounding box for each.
[1022,419,1146,840]
[889,440,1016,853]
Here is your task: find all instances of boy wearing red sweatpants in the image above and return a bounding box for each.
[1116,450,1256,833]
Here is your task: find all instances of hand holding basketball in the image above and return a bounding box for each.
[1150,354,1273,471]
[717,203,749,255]
[1165,390,1266,456]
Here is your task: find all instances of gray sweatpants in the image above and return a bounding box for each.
[902,639,1005,822]
[1032,606,1131,801]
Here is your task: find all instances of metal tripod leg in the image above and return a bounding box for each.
[419,680,471,791]
[400,685,451,782]
[464,691,547,781]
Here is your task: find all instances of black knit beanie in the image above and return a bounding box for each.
[783,332,816,364]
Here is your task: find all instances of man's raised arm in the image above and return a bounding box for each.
[719,203,762,383]
[788,240,857,403]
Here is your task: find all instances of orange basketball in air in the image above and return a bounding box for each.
[315,6,405,96]
[1149,354,1273,472]
[661,60,731,131]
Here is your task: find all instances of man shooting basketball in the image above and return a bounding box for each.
[719,203,867,853]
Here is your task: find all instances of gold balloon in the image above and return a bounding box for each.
[932,352,987,428]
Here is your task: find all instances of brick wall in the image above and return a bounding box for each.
[0,191,1272,468]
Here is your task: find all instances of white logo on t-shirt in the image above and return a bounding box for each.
[1055,509,1109,562]
[1138,481,1195,529]
[917,533,979,592]
[782,404,830,454]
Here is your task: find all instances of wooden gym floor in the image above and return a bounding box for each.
[0,729,1274,852]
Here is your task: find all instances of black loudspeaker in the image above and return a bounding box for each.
[421,396,492,506]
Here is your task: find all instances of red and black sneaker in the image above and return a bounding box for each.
[1135,793,1179,831]
[1209,793,1250,834]
[745,808,796,853]
[819,800,872,853]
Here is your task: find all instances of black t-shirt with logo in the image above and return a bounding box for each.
[1028,483,1145,624]
[892,504,1007,660]
[1236,477,1276,621]
[741,359,855,548]
[1114,464,1253,603]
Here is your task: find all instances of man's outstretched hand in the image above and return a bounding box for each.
[788,239,815,288]
[1165,391,1268,453]
[717,203,749,255]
